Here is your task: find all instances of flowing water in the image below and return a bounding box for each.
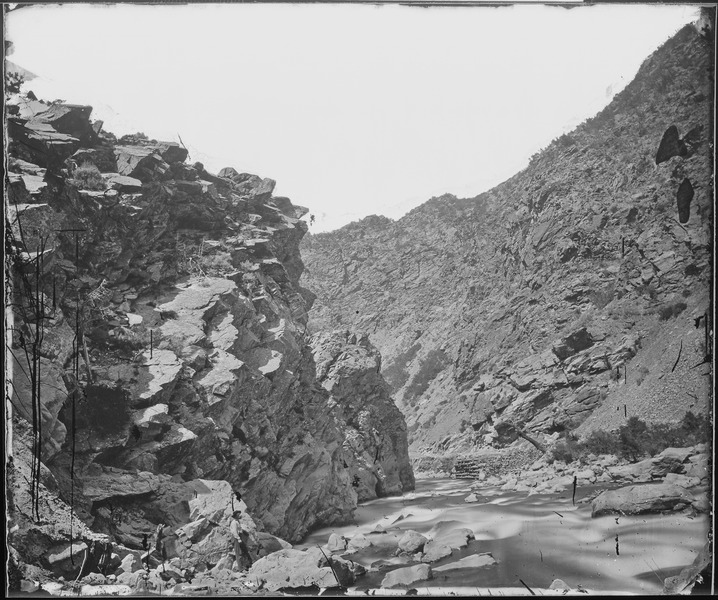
[298,478,710,594]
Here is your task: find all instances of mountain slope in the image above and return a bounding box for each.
[301,23,714,458]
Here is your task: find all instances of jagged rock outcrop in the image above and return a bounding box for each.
[5,92,414,582]
[310,331,415,500]
[301,23,714,458]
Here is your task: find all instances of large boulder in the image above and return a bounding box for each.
[248,547,346,591]
[325,533,347,553]
[82,468,163,502]
[380,564,432,588]
[651,447,694,477]
[592,483,694,517]
[113,146,170,182]
[607,459,654,482]
[397,530,428,554]
[684,454,709,481]
[552,328,594,360]
[29,104,96,145]
[431,526,475,550]
[433,553,496,572]
[255,532,292,557]
[346,533,371,553]
[421,541,452,563]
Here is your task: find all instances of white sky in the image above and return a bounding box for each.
[5,3,700,232]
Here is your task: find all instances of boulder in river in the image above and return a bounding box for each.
[433,553,496,572]
[591,483,694,517]
[380,563,432,588]
[325,532,347,553]
[430,525,475,550]
[421,540,452,563]
[346,533,371,553]
[397,530,428,553]
[549,579,572,591]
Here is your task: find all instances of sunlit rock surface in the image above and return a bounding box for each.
[311,330,415,501]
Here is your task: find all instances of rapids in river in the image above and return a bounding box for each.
[298,478,709,595]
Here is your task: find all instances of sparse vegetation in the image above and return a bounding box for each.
[404,349,450,403]
[658,301,688,321]
[71,161,106,191]
[383,342,421,390]
[548,412,711,464]
[635,365,650,386]
[588,284,615,309]
[198,252,234,276]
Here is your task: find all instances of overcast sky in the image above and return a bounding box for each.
[6,3,699,232]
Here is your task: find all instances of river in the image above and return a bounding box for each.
[298,478,709,594]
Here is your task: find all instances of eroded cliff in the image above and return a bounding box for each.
[5,93,414,582]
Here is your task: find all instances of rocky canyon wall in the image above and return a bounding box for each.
[5,95,414,579]
[301,23,714,457]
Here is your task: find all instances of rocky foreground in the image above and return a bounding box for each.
[12,437,709,596]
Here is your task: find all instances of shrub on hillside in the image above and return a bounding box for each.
[549,439,579,464]
[618,416,652,461]
[71,161,105,191]
[582,429,619,455]
[547,412,710,464]
[658,301,688,321]
[383,342,421,390]
[404,349,450,402]
[198,252,234,276]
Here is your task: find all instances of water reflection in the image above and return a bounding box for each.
[298,478,709,594]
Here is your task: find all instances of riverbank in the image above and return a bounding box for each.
[13,444,711,596]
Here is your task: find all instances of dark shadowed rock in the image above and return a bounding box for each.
[114,146,170,181]
[150,141,188,164]
[655,125,687,164]
[676,178,694,223]
[552,328,594,360]
[256,532,292,557]
[29,104,97,145]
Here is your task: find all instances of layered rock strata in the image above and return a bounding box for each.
[5,95,414,582]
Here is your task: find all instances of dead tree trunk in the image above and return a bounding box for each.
[516,427,546,453]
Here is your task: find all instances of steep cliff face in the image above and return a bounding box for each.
[6,92,414,576]
[301,24,714,456]
[310,331,415,501]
